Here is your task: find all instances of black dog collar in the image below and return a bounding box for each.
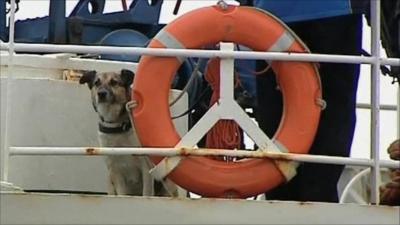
[98,121,132,134]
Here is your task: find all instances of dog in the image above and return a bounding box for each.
[80,69,176,196]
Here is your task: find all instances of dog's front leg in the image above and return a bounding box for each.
[141,157,155,196]
[141,169,155,196]
[110,172,130,195]
[107,175,117,195]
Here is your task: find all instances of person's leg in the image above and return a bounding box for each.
[255,65,300,200]
[257,15,362,202]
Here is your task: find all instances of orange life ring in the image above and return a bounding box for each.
[132,5,322,198]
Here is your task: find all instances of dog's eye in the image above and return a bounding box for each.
[94,79,101,86]
[109,79,118,86]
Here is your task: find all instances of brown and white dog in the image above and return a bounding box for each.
[80,69,175,196]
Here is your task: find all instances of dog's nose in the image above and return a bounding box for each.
[97,90,107,100]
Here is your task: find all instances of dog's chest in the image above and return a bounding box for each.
[98,130,139,147]
[98,130,149,181]
[105,155,143,181]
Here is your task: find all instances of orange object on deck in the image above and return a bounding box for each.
[132,5,322,198]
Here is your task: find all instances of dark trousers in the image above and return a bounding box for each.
[256,15,362,202]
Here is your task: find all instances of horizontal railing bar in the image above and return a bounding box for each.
[9,147,399,169]
[357,103,398,111]
[1,42,399,66]
[381,57,400,66]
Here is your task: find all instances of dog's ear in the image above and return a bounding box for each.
[120,69,135,87]
[79,70,96,89]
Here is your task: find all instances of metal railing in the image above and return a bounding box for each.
[1,0,400,205]
[7,146,399,169]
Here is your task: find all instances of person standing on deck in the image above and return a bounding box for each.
[243,0,366,202]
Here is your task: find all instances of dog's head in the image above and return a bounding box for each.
[79,69,134,122]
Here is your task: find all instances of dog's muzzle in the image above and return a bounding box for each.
[97,88,114,103]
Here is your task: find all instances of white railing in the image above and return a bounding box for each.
[1,42,399,66]
[1,0,17,186]
[1,0,400,205]
[369,0,382,203]
[7,146,399,169]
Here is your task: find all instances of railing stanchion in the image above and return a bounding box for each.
[1,0,16,182]
[370,0,381,205]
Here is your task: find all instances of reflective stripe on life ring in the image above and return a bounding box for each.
[132,5,322,198]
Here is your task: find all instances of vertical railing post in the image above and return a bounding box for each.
[1,0,16,181]
[369,0,381,205]
[219,42,235,103]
